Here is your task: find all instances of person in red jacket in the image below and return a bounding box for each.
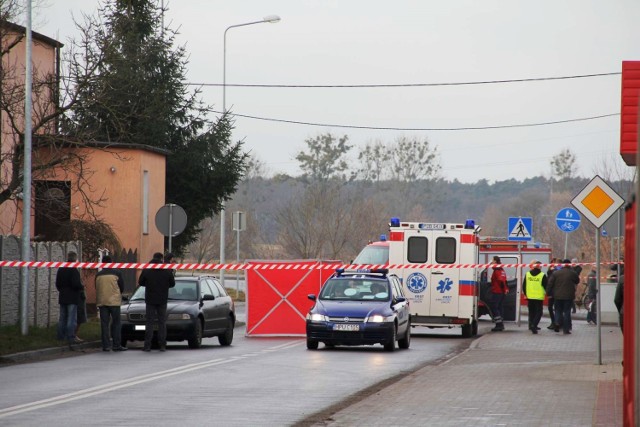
[489,256,509,331]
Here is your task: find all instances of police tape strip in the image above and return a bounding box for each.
[0,260,623,270]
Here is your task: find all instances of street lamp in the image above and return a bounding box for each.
[220,15,280,286]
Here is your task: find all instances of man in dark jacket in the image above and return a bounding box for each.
[138,252,176,351]
[96,255,127,351]
[547,259,580,335]
[55,252,84,346]
[614,274,624,332]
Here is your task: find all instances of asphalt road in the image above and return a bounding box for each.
[0,319,476,426]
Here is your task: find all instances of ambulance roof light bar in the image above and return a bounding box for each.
[379,234,387,241]
[390,217,400,227]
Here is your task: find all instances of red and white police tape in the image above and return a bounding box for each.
[0,260,623,270]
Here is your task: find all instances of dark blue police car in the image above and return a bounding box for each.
[305,269,410,351]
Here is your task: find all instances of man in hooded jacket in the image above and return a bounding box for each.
[489,256,508,331]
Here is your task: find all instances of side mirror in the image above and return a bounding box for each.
[121,295,129,302]
[308,294,317,301]
[395,296,406,303]
[202,294,215,301]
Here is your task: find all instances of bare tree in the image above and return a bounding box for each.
[389,136,441,182]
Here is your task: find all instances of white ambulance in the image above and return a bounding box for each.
[359,217,482,337]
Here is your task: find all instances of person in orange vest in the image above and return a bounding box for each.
[523,260,548,334]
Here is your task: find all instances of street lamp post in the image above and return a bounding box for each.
[219,15,280,286]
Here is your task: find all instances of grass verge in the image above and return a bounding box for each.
[0,317,102,356]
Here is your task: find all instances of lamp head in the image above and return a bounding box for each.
[263,15,281,23]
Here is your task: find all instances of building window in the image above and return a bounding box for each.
[142,170,149,234]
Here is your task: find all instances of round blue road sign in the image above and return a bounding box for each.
[556,207,581,233]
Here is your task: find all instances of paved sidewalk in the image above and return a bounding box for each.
[310,318,623,427]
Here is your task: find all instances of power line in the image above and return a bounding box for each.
[215,111,619,131]
[190,72,620,88]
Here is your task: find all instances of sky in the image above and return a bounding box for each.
[33,0,640,183]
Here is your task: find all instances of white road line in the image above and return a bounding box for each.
[0,341,300,420]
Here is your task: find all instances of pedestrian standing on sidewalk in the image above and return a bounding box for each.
[96,255,127,351]
[489,256,508,332]
[55,251,84,348]
[614,274,624,332]
[545,258,558,330]
[523,260,547,334]
[138,252,175,352]
[547,259,580,335]
[571,258,583,315]
[585,267,597,325]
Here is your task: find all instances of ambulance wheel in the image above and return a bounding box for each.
[472,320,478,336]
[461,323,473,338]
[306,339,319,350]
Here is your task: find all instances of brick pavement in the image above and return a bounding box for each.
[310,319,623,427]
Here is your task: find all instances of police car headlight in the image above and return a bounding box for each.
[120,313,128,320]
[307,313,328,322]
[367,314,394,323]
[167,313,191,320]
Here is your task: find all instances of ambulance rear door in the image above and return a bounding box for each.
[392,226,461,318]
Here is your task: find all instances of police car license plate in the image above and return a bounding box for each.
[135,325,145,331]
[334,324,359,331]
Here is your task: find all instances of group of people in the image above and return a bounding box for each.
[56,251,176,352]
[488,256,621,335]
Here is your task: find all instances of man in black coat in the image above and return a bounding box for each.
[55,252,84,346]
[138,252,176,351]
[547,259,580,335]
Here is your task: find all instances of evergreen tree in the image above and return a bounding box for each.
[68,0,247,253]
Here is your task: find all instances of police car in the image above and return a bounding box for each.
[305,268,410,351]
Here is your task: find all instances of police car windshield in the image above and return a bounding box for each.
[319,278,390,301]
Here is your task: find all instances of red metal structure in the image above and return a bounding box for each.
[620,60,639,427]
[245,261,337,336]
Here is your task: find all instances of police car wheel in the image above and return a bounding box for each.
[306,339,319,350]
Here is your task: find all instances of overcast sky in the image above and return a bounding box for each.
[36,0,639,183]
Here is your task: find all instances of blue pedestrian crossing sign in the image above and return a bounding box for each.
[508,217,533,241]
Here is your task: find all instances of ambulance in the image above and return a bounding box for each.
[353,226,554,331]
[354,217,482,337]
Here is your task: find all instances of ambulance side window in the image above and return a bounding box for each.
[407,236,428,263]
[435,237,456,264]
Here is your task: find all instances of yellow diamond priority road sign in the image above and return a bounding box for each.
[571,175,624,228]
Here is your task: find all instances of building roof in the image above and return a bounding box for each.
[1,21,64,48]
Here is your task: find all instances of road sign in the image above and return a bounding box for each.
[555,207,581,233]
[232,211,247,231]
[571,175,625,228]
[155,204,187,237]
[508,217,532,241]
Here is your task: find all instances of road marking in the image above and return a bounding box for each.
[0,341,303,419]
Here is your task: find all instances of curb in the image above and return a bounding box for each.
[0,341,102,365]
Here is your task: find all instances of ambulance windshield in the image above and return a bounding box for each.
[353,245,389,265]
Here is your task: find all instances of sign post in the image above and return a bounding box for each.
[232,211,247,296]
[571,175,625,365]
[155,204,188,253]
